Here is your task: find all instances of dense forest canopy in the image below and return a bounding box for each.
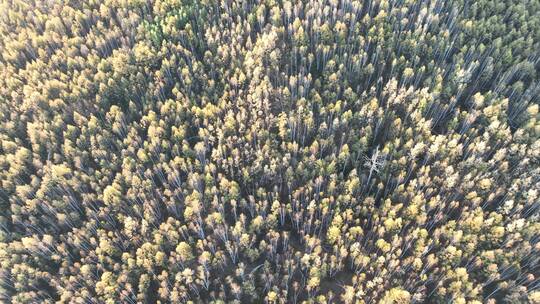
[0,0,539,303]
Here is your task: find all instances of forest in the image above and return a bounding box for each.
[0,0,539,303]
